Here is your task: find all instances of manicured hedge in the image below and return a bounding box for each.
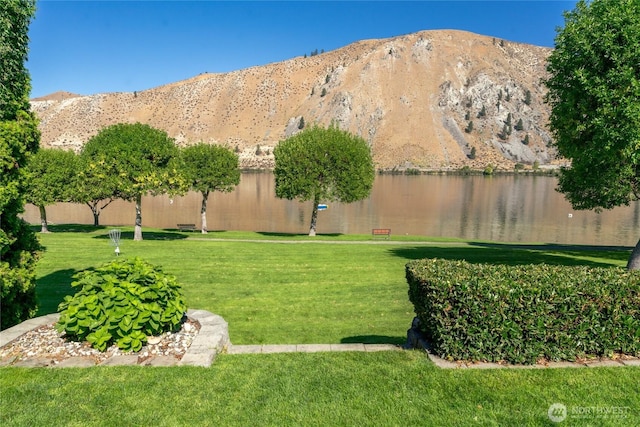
[406,259,640,364]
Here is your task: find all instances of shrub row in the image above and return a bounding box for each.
[406,259,640,364]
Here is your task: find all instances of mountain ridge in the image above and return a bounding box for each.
[31,29,559,171]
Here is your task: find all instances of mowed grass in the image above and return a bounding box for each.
[32,226,631,345]
[2,226,638,426]
[2,352,638,426]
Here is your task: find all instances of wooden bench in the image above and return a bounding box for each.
[372,228,391,239]
[177,224,197,232]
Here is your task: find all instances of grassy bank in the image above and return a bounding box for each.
[2,227,637,426]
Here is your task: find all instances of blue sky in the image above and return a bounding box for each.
[27,1,577,98]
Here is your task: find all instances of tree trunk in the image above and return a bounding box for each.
[308,196,320,236]
[38,205,49,233]
[86,199,113,227]
[134,194,143,241]
[626,237,640,270]
[87,202,100,227]
[200,191,209,234]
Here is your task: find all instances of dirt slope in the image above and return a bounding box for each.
[31,29,558,171]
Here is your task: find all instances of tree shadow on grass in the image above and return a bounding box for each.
[341,335,405,345]
[35,268,86,316]
[257,231,344,238]
[34,224,107,233]
[470,242,632,264]
[388,242,631,268]
[92,230,187,241]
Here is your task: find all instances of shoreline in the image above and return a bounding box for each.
[240,166,561,176]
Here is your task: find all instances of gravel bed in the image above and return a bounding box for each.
[0,318,200,366]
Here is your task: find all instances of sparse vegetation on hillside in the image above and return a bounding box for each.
[30,30,554,172]
[515,118,524,131]
[464,121,473,133]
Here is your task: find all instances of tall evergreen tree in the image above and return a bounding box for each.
[0,0,42,329]
[515,118,524,131]
[465,121,474,133]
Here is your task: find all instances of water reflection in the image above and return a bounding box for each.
[23,174,639,246]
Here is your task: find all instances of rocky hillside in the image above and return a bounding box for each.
[31,30,559,171]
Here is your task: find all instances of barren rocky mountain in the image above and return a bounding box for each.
[32,30,559,171]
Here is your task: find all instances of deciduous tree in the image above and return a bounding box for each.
[544,0,640,270]
[274,124,375,236]
[179,143,240,233]
[70,154,119,227]
[24,148,77,232]
[82,123,183,241]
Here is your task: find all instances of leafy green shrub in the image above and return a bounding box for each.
[56,258,187,352]
[404,168,421,176]
[458,166,472,175]
[406,259,640,364]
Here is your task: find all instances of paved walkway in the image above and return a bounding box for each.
[227,343,400,354]
[2,313,638,369]
[226,344,640,369]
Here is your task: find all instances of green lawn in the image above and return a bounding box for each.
[32,227,631,345]
[2,352,638,426]
[2,227,638,426]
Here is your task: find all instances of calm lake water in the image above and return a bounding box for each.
[23,174,639,247]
